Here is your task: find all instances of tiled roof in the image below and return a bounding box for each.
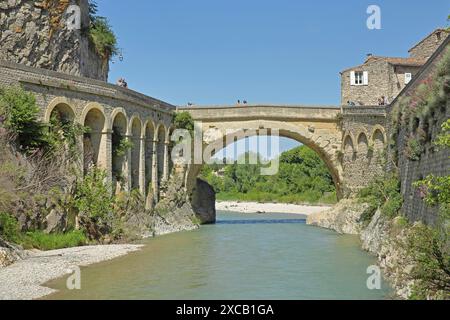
[341,56,426,73]
[367,56,427,66]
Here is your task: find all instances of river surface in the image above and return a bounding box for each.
[46,211,391,300]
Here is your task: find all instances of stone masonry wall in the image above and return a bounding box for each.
[341,106,388,196]
[341,59,422,106]
[409,29,449,61]
[0,0,108,81]
[391,40,450,225]
[341,59,390,106]
[388,65,422,105]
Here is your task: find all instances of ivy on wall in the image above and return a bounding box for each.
[391,48,450,161]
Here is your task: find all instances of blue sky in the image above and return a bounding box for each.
[96,0,449,156]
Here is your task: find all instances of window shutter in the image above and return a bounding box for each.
[363,71,369,85]
[350,71,356,85]
[405,73,412,84]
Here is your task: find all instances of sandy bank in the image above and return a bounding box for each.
[0,244,143,300]
[216,201,330,216]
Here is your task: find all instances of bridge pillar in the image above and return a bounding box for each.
[139,136,146,195]
[124,136,132,192]
[163,141,170,182]
[105,130,113,187]
[151,139,159,202]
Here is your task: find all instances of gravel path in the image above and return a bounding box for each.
[0,244,143,300]
[216,201,330,215]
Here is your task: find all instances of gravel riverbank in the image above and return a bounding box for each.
[0,244,143,300]
[216,201,330,215]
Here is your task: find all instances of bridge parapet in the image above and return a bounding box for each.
[342,105,387,117]
[180,105,341,121]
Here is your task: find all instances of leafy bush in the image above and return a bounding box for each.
[89,16,118,61]
[72,168,114,223]
[404,136,425,161]
[174,111,195,134]
[47,113,88,156]
[0,212,20,243]
[0,86,47,151]
[112,128,133,157]
[406,223,450,300]
[434,119,450,151]
[358,174,403,222]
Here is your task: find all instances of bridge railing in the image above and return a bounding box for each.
[341,105,388,116]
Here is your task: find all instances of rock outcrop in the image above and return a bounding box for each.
[0,0,108,81]
[306,199,368,234]
[0,236,27,268]
[191,178,216,224]
[151,172,199,236]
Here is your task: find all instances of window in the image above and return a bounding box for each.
[405,73,412,84]
[355,71,364,85]
[350,71,368,86]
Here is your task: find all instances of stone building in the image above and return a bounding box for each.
[341,29,449,106]
[0,0,109,81]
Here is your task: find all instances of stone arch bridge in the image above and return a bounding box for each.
[182,105,388,198]
[0,60,388,203]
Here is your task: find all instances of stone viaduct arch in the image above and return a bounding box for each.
[41,97,174,204]
[182,105,345,198]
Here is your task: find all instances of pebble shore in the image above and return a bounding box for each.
[216,201,330,215]
[0,244,143,300]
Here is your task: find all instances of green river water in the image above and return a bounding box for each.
[45,211,392,300]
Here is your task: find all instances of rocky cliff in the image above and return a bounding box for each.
[0,0,108,80]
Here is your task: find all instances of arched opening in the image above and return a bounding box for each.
[357,132,369,155]
[193,131,339,205]
[47,103,77,154]
[49,103,76,124]
[156,124,167,187]
[130,117,142,191]
[83,108,106,174]
[343,135,355,166]
[144,121,155,196]
[372,129,385,152]
[112,112,128,191]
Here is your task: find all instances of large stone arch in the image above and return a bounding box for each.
[81,103,107,173]
[44,97,76,123]
[185,120,343,199]
[129,115,143,191]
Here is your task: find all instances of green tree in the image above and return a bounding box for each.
[0,86,47,151]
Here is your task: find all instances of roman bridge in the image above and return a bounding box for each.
[181,105,389,198]
[0,60,388,203]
